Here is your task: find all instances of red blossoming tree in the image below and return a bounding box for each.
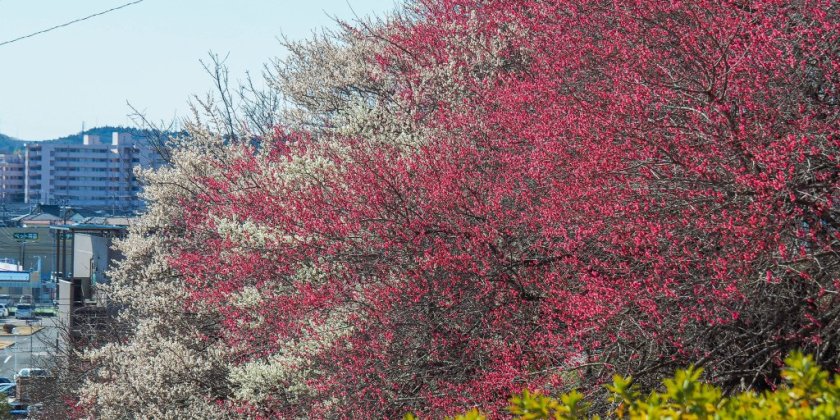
[81,0,839,418]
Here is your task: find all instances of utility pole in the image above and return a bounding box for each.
[16,239,34,271]
[59,198,69,225]
[17,240,28,271]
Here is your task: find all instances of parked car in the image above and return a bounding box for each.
[8,401,27,418]
[14,304,32,319]
[14,368,48,380]
[0,303,9,317]
[0,383,16,397]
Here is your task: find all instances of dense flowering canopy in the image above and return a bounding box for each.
[82,0,839,418]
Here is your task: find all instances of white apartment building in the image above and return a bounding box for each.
[24,132,162,210]
[0,154,24,202]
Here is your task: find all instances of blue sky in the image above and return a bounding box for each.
[0,0,398,140]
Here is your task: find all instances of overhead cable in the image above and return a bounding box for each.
[0,0,145,48]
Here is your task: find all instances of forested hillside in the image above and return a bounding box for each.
[0,126,160,154]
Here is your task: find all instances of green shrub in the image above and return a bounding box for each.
[407,352,840,419]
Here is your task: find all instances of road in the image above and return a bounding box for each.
[0,317,59,381]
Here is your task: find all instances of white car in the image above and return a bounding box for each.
[0,304,8,317]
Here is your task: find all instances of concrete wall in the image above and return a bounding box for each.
[57,280,72,329]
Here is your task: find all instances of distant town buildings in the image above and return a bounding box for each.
[0,154,25,203]
[13,132,164,210]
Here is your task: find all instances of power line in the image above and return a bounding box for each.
[0,0,145,48]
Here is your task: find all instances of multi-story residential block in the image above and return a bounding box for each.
[0,154,24,203]
[24,132,162,210]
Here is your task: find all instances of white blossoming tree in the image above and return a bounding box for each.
[73,11,414,418]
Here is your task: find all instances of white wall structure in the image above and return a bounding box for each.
[72,233,110,280]
[24,133,163,210]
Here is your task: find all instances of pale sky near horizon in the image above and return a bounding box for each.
[0,0,398,140]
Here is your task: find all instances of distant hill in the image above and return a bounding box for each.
[45,126,160,144]
[0,126,165,154]
[0,133,22,154]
